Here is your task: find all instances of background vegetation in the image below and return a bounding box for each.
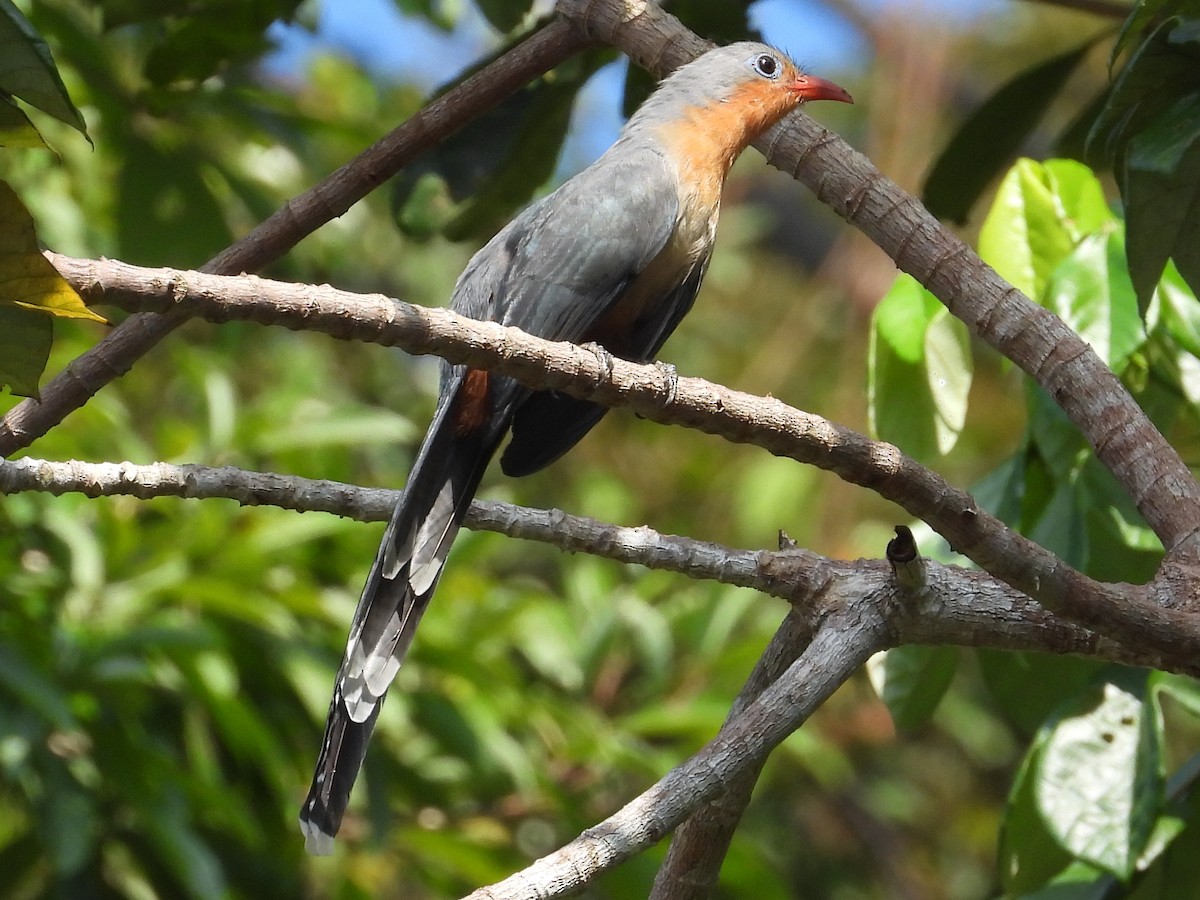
[2,0,1200,897]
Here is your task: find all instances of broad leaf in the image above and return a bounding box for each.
[1044,224,1145,372]
[1124,89,1200,309]
[0,181,105,321]
[0,92,45,147]
[474,0,534,33]
[0,0,87,137]
[978,158,1111,302]
[866,645,958,732]
[868,274,972,460]
[977,650,1103,737]
[1088,17,1200,168]
[394,53,605,243]
[924,42,1093,223]
[0,304,51,397]
[1000,736,1074,893]
[1037,674,1162,879]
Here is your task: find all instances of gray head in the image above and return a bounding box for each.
[622,42,852,142]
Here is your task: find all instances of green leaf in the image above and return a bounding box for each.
[866,645,958,732]
[1151,672,1200,720]
[1028,471,1089,570]
[977,650,1103,736]
[978,158,1111,301]
[1088,17,1200,168]
[0,181,105,321]
[1036,673,1162,879]
[0,0,88,138]
[37,763,97,876]
[0,304,51,397]
[1000,735,1075,893]
[141,791,228,900]
[1110,0,1181,68]
[868,274,972,460]
[0,92,46,147]
[0,643,76,730]
[923,42,1093,223]
[1044,224,1145,372]
[1124,89,1200,309]
[1078,459,1163,583]
[474,0,534,33]
[115,137,232,267]
[1026,383,1088,482]
[143,3,303,86]
[1156,259,1200,357]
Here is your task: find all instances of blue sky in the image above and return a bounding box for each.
[266,0,1001,166]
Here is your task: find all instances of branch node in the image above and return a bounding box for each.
[887,525,926,595]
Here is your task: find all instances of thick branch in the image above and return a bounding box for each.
[0,455,1180,673]
[651,605,817,900]
[554,0,1200,620]
[49,254,1200,659]
[465,610,887,900]
[0,17,590,459]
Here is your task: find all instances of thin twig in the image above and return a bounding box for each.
[0,17,591,459]
[0,455,1163,669]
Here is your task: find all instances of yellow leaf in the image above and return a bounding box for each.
[0,180,107,324]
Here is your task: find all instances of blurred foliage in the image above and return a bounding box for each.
[1,1,1200,899]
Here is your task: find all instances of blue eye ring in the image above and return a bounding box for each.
[750,53,780,79]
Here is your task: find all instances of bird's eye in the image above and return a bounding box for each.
[751,53,779,79]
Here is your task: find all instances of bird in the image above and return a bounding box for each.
[299,41,852,855]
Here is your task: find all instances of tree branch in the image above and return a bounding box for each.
[554,0,1200,624]
[464,607,886,900]
[0,17,591,459]
[49,253,1200,661]
[651,602,817,900]
[0,455,1179,673]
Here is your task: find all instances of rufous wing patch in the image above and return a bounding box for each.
[454,368,491,436]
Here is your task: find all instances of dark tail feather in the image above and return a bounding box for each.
[299,371,506,854]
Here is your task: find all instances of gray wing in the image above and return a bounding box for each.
[450,145,680,343]
[499,256,710,477]
[453,146,693,477]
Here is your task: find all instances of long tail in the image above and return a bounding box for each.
[299,370,505,854]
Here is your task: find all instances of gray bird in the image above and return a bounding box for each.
[300,40,852,854]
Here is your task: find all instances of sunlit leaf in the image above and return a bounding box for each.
[1044,225,1145,372]
[1037,673,1162,879]
[868,274,972,460]
[978,159,1111,301]
[0,182,104,321]
[1156,260,1200,357]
